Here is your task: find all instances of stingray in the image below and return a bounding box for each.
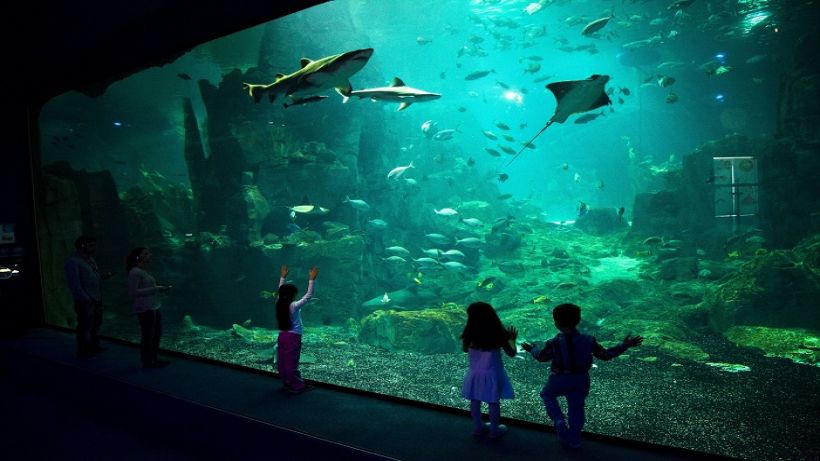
[507,74,612,166]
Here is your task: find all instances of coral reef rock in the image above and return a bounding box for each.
[358,304,466,354]
[704,242,820,333]
[725,326,819,366]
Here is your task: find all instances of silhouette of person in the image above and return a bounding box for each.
[460,301,518,438]
[522,303,643,449]
[63,236,114,357]
[276,264,318,394]
[126,247,171,368]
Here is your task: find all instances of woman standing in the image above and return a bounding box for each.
[126,247,171,368]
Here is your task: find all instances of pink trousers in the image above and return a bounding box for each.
[277,331,305,390]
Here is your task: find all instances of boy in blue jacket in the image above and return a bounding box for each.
[522,303,643,449]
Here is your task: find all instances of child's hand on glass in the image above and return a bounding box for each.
[623,334,644,348]
[309,266,319,280]
[280,265,288,278]
[521,341,534,352]
[507,325,518,341]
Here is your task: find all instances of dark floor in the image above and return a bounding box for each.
[0,329,735,461]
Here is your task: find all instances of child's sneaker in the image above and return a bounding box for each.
[488,424,508,439]
[554,419,569,443]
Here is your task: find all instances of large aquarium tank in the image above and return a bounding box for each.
[35,1,819,459]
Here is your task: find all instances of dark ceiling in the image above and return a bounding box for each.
[6,0,326,106]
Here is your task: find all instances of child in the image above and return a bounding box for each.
[276,264,318,394]
[522,303,643,449]
[460,301,518,438]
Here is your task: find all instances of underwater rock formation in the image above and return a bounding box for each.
[630,191,681,238]
[704,237,820,334]
[38,163,132,327]
[776,28,820,145]
[358,303,466,354]
[658,257,699,281]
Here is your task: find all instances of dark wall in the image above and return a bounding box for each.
[0,0,325,332]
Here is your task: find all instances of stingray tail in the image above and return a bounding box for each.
[505,120,554,167]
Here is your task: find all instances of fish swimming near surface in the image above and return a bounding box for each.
[573,110,606,124]
[456,237,483,248]
[284,95,328,108]
[386,246,410,256]
[344,196,370,211]
[432,128,459,141]
[657,75,676,87]
[340,77,441,111]
[425,233,452,245]
[367,219,388,230]
[441,249,466,261]
[421,120,439,138]
[387,161,414,180]
[581,15,614,36]
[477,276,496,289]
[242,48,374,106]
[434,208,459,216]
[507,75,611,165]
[288,204,330,215]
[499,145,517,155]
[465,69,496,80]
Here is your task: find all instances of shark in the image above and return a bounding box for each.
[242,48,374,107]
[360,285,442,311]
[506,74,611,166]
[340,77,441,111]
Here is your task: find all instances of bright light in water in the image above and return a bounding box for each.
[715,94,726,103]
[503,90,523,105]
[113,121,122,127]
[715,53,726,60]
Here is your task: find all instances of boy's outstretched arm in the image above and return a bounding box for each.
[592,333,644,361]
[522,340,554,362]
[623,334,644,348]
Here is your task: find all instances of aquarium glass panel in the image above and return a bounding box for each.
[35,1,820,459]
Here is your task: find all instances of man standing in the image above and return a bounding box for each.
[64,236,113,357]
